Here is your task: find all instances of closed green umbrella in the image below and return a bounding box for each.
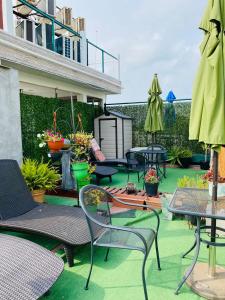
[189,0,225,290]
[144,74,163,142]
[189,0,225,145]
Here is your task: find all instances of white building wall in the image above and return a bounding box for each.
[0,67,22,163]
[2,0,14,34]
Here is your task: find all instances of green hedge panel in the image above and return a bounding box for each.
[20,94,102,161]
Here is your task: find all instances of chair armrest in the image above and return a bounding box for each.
[111,195,160,233]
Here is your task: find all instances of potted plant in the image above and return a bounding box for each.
[168,146,192,168]
[179,148,193,168]
[144,169,159,196]
[70,131,95,191]
[202,170,225,197]
[37,130,64,152]
[21,158,60,203]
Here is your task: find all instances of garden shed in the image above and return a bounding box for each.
[94,111,132,159]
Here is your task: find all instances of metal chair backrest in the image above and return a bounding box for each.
[0,160,38,220]
[79,185,113,238]
[126,152,146,169]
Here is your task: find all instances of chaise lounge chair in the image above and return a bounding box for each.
[0,233,63,300]
[90,138,128,167]
[0,159,102,267]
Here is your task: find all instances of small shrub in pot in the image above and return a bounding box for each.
[144,169,159,196]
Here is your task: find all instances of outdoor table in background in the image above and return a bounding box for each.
[130,146,167,178]
[168,188,225,299]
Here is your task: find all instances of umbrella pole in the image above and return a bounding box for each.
[208,150,218,277]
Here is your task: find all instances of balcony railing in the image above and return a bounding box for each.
[13,0,120,79]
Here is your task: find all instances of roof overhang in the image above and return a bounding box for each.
[0,30,122,95]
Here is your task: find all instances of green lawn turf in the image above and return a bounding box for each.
[1,167,213,300]
[97,166,205,194]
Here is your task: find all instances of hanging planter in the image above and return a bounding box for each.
[37,129,64,153]
[47,140,64,152]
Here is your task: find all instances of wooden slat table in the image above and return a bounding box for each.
[103,186,162,210]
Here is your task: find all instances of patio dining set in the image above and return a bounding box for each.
[55,141,168,193]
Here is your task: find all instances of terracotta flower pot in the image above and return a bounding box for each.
[32,190,46,203]
[47,140,64,152]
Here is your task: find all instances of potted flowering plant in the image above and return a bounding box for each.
[37,130,64,152]
[202,170,225,197]
[144,169,159,196]
[70,131,95,190]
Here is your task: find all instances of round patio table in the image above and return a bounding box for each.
[130,147,167,178]
[168,188,225,299]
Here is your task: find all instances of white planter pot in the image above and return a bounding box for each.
[159,193,173,221]
[208,181,225,197]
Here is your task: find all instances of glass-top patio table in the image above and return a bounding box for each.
[168,188,225,299]
[130,147,167,178]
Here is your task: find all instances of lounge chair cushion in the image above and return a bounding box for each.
[94,150,106,162]
[91,138,100,151]
[0,160,38,220]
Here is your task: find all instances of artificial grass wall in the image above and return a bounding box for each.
[108,103,203,154]
[20,94,102,161]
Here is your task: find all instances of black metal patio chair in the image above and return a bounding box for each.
[0,234,64,300]
[79,185,161,300]
[126,151,148,182]
[0,159,102,267]
[90,149,128,167]
[147,144,167,178]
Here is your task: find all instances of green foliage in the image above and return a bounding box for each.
[108,103,203,153]
[177,176,208,189]
[20,94,103,160]
[167,146,192,166]
[21,159,61,191]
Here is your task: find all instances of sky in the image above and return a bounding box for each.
[57,0,206,103]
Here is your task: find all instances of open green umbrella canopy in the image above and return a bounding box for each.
[144,74,164,133]
[189,0,225,146]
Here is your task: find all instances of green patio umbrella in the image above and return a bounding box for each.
[189,0,225,283]
[144,74,163,143]
[189,1,225,146]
